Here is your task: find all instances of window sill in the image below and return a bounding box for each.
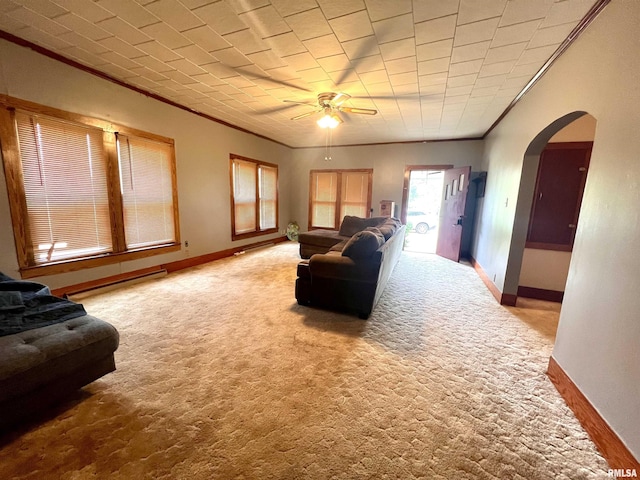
[232,228,279,242]
[19,242,181,279]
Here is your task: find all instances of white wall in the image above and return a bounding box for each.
[473,0,640,459]
[0,39,291,289]
[289,141,484,230]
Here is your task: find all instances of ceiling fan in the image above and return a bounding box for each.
[284,92,378,128]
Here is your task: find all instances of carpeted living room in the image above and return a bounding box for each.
[1,0,639,478]
[0,243,609,478]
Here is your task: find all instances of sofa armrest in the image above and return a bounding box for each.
[309,252,380,282]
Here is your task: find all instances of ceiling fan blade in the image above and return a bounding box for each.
[338,106,378,115]
[332,93,351,106]
[233,66,312,93]
[291,109,321,120]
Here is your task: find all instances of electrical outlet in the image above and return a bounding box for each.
[184,240,190,257]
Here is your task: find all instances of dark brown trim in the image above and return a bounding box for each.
[0,30,288,149]
[469,256,517,306]
[517,286,564,303]
[483,0,611,138]
[524,242,573,252]
[547,356,640,470]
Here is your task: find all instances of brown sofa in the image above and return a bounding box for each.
[295,216,405,319]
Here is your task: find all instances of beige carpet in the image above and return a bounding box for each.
[0,243,610,479]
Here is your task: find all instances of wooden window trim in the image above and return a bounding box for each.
[308,169,373,230]
[229,154,279,241]
[0,94,181,278]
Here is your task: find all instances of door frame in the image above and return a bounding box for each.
[400,164,453,225]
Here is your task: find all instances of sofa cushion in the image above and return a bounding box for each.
[378,218,400,240]
[342,228,385,259]
[338,216,387,237]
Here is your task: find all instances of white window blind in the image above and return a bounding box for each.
[232,159,257,234]
[118,134,176,249]
[16,112,112,264]
[310,171,338,228]
[259,165,277,230]
[340,171,369,219]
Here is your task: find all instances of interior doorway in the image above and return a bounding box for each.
[401,166,448,253]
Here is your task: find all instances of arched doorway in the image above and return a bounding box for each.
[502,111,597,307]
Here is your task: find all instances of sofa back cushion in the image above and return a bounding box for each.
[378,217,402,240]
[342,227,385,259]
[338,215,387,237]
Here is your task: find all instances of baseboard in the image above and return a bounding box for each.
[52,236,289,296]
[547,356,639,470]
[518,286,564,303]
[469,256,517,306]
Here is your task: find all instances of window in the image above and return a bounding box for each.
[230,154,278,240]
[0,96,180,278]
[309,169,372,230]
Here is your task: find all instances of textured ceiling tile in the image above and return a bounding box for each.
[447,73,477,88]
[330,10,373,42]
[326,69,359,84]
[457,0,506,25]
[225,0,270,14]
[303,34,343,58]
[473,73,507,88]
[181,25,231,52]
[483,42,526,65]
[379,38,416,62]
[60,45,107,66]
[342,35,380,60]
[192,1,248,35]
[499,0,554,28]
[283,51,320,70]
[372,13,414,43]
[418,57,449,76]
[448,58,483,77]
[297,67,329,83]
[99,36,145,59]
[352,54,384,73]
[54,12,109,41]
[453,17,499,46]
[416,39,453,62]
[446,84,473,96]
[213,47,251,67]
[509,62,540,77]
[145,0,203,32]
[478,59,515,77]
[451,41,490,64]
[58,31,110,55]
[385,56,417,75]
[55,0,113,23]
[388,71,417,86]
[7,7,70,36]
[128,65,170,82]
[264,31,306,56]
[317,0,365,20]
[269,0,318,17]
[0,13,28,32]
[392,82,419,95]
[97,17,153,45]
[140,22,191,49]
[99,50,140,69]
[239,5,290,38]
[540,0,595,28]
[490,19,540,48]
[415,15,456,45]
[19,0,67,18]
[173,44,218,65]
[516,45,556,65]
[358,69,389,85]
[528,23,575,49]
[412,0,459,23]
[166,58,207,76]
[365,0,411,22]
[223,29,267,55]
[317,54,351,72]
[200,62,237,78]
[285,8,332,41]
[134,54,173,71]
[247,50,289,70]
[418,72,448,86]
[96,0,159,28]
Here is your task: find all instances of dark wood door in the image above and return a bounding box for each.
[527,142,591,250]
[436,166,471,262]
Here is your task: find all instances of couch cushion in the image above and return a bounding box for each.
[338,216,387,237]
[378,217,402,240]
[342,228,385,259]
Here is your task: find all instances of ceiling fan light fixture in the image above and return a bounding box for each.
[317,113,341,129]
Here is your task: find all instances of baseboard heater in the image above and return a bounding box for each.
[233,242,274,256]
[66,269,168,301]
